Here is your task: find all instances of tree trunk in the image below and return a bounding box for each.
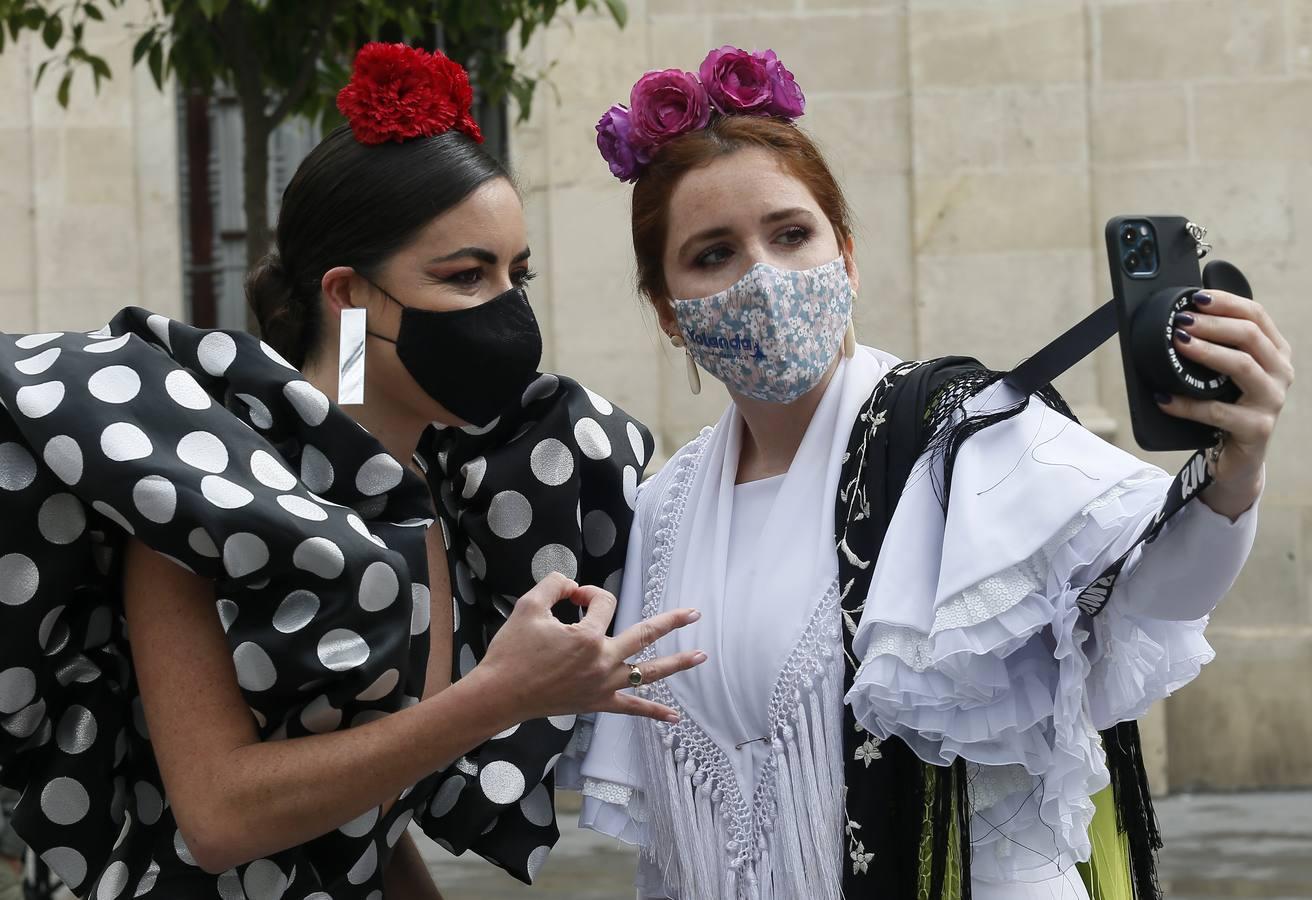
[241,100,271,334]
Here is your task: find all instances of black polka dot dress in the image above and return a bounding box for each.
[0,307,654,898]
[417,375,652,877]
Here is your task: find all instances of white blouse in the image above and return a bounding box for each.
[560,364,1259,900]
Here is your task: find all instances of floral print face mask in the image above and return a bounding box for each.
[673,256,853,403]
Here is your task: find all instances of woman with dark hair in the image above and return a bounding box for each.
[0,44,704,898]
[563,47,1292,900]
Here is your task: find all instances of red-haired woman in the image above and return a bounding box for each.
[563,47,1292,900]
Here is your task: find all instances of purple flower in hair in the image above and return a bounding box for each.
[760,49,806,118]
[629,68,712,148]
[596,104,650,182]
[699,45,773,114]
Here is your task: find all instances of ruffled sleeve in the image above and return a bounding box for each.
[844,382,1257,881]
[1083,489,1256,730]
[0,309,437,896]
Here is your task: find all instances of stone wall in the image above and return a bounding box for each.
[0,0,183,334]
[512,0,1312,790]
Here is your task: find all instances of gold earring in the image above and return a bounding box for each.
[670,333,701,395]
[843,318,856,359]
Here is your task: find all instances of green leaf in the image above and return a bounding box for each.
[89,52,110,80]
[21,8,44,30]
[56,70,71,107]
[132,30,154,64]
[41,14,61,48]
[84,3,104,21]
[399,6,421,37]
[147,40,163,89]
[602,0,627,28]
[34,57,50,86]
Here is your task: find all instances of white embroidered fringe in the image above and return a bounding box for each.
[633,613,847,899]
[629,434,848,900]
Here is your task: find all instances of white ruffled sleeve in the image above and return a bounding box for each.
[844,384,1259,882]
[1083,481,1258,729]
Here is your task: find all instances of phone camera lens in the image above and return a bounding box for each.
[1138,239,1155,258]
[1125,251,1141,270]
[1122,226,1138,244]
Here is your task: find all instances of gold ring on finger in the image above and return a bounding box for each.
[627,664,644,688]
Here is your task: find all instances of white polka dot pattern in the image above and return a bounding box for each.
[529,438,574,487]
[165,369,211,410]
[38,493,86,544]
[316,629,370,671]
[196,332,237,376]
[479,761,526,805]
[283,380,329,427]
[42,435,83,485]
[176,431,229,473]
[40,847,87,889]
[0,442,37,491]
[100,423,151,462]
[15,347,62,375]
[87,366,140,404]
[487,490,533,539]
[131,476,176,524]
[573,417,611,460]
[16,381,66,418]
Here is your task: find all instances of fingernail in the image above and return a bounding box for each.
[1173,312,1195,327]
[1193,291,1213,305]
[1174,328,1192,343]
[1153,391,1173,405]
[686,609,702,622]
[664,713,681,724]
[692,651,708,664]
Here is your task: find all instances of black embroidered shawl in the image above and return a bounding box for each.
[834,357,1162,900]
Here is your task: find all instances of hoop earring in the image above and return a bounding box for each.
[843,317,856,359]
[339,307,367,405]
[669,333,701,395]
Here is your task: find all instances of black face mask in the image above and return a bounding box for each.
[366,282,543,427]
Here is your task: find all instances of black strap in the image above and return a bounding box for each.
[1075,446,1213,617]
[1004,298,1117,397]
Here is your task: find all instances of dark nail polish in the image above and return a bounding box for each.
[1153,392,1173,405]
[1193,291,1213,305]
[1173,312,1195,327]
[1174,328,1192,343]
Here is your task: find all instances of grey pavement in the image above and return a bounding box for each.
[419,790,1312,899]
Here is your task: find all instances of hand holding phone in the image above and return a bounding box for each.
[1106,215,1245,450]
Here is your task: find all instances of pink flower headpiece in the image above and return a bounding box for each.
[596,46,806,183]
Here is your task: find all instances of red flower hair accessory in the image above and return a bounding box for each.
[336,42,483,146]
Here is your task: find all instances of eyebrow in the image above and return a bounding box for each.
[428,247,532,265]
[677,208,817,259]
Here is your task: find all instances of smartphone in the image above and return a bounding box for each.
[1104,215,1240,451]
